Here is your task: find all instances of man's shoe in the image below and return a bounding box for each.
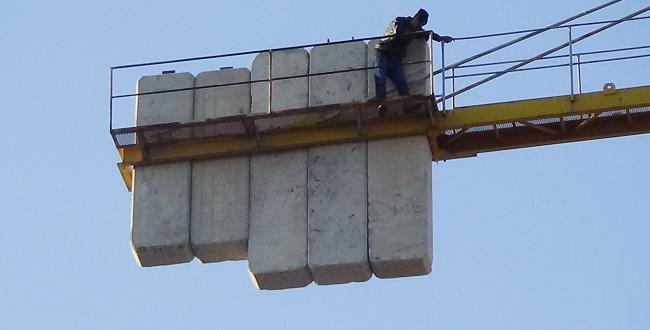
[377,103,386,118]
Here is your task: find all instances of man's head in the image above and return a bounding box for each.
[411,8,429,29]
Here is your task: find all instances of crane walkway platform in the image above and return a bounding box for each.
[113,84,650,191]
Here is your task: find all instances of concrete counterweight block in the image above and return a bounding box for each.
[367,39,432,98]
[249,150,312,290]
[194,68,251,118]
[307,41,371,285]
[307,143,371,285]
[251,49,309,114]
[368,136,433,278]
[309,41,368,106]
[191,68,251,263]
[249,49,311,289]
[131,72,195,267]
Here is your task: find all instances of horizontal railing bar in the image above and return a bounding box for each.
[110,16,649,71]
[457,55,567,69]
[112,60,431,99]
[110,14,650,72]
[575,44,650,57]
[578,52,650,65]
[449,63,579,79]
[111,31,431,70]
[455,44,650,69]
[453,15,650,41]
[447,53,650,79]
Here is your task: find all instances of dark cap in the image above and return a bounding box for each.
[415,8,429,25]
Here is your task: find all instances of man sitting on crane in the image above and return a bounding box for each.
[374,8,453,100]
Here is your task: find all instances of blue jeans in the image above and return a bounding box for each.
[374,51,410,99]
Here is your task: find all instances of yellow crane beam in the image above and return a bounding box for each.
[114,85,650,191]
[431,84,650,160]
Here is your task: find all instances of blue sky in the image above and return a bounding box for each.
[2,1,649,329]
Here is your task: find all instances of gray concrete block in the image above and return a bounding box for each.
[308,143,371,285]
[191,157,249,262]
[136,72,195,125]
[191,68,251,263]
[131,72,195,267]
[131,163,193,267]
[195,68,251,118]
[368,136,433,278]
[309,42,368,106]
[251,49,309,114]
[367,39,431,98]
[250,51,311,289]
[306,42,371,285]
[248,150,312,290]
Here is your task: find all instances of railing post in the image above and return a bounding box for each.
[577,54,583,94]
[441,42,446,110]
[452,67,456,109]
[429,31,435,98]
[268,50,273,114]
[569,26,575,101]
[110,68,114,131]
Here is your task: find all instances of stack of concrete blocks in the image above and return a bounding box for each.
[191,68,251,263]
[248,49,313,290]
[131,72,195,267]
[307,41,372,285]
[129,38,433,287]
[366,38,434,278]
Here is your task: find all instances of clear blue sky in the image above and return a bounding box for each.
[2,1,649,329]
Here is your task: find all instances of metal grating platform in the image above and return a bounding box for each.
[112,95,434,150]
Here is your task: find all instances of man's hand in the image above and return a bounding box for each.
[441,36,454,43]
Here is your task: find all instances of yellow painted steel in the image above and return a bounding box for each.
[119,116,430,164]
[433,85,650,130]
[117,163,133,192]
[116,85,650,191]
[116,116,431,191]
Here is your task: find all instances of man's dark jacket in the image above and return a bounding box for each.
[376,16,444,59]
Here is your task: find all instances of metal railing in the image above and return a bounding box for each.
[109,30,435,138]
[109,1,650,146]
[437,3,650,109]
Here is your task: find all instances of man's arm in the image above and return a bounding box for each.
[431,32,454,43]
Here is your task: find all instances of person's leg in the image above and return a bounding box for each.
[387,58,410,96]
[374,52,389,100]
